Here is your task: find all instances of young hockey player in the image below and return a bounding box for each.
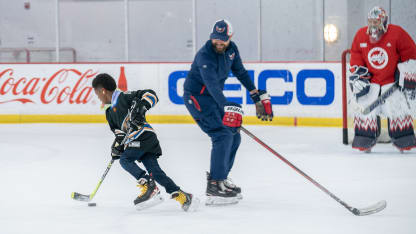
[183,19,274,205]
[92,73,199,211]
[349,6,416,152]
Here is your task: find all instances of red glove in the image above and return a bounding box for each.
[223,103,244,128]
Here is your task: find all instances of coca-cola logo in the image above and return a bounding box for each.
[368,47,388,69]
[0,68,97,104]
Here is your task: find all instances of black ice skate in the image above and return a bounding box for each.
[392,135,416,153]
[224,177,243,200]
[134,176,164,210]
[205,179,239,206]
[171,190,200,212]
[207,172,242,200]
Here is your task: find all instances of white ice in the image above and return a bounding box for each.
[1,123,415,234]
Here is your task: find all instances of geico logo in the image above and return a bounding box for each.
[168,69,335,106]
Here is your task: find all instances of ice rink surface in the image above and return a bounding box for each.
[1,123,415,234]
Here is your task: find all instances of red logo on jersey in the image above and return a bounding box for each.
[368,47,389,69]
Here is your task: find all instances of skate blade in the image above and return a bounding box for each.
[236,193,243,200]
[205,196,239,206]
[135,195,164,211]
[184,197,201,212]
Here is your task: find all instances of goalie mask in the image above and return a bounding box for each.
[366,6,388,43]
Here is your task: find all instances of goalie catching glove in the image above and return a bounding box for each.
[250,90,273,121]
[223,103,243,128]
[349,65,372,98]
[111,129,126,160]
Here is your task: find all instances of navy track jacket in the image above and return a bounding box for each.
[184,40,256,108]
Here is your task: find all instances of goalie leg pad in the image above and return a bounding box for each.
[352,86,380,152]
[391,134,416,151]
[352,136,377,152]
[352,115,378,151]
[380,83,416,151]
[388,115,414,139]
[388,115,416,151]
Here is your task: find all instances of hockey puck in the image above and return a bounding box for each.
[88,202,97,207]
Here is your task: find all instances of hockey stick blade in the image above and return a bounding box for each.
[241,126,387,216]
[361,84,398,115]
[71,159,114,203]
[351,200,387,216]
[71,192,91,202]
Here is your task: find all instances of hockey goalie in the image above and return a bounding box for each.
[349,6,416,152]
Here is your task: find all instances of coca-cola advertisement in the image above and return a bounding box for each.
[0,63,192,119]
[0,64,132,115]
[0,68,96,105]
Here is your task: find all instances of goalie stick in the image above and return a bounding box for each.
[71,158,115,202]
[240,126,387,216]
[361,83,399,115]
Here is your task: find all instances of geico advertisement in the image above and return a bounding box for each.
[0,63,341,117]
[167,63,342,117]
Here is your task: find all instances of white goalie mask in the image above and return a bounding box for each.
[366,6,388,43]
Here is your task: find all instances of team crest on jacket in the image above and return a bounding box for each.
[229,52,235,60]
[368,47,388,69]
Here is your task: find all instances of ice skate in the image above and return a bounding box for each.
[171,190,200,212]
[224,177,243,200]
[205,179,239,206]
[207,172,242,200]
[134,176,164,210]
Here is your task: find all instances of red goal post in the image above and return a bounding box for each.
[342,49,350,145]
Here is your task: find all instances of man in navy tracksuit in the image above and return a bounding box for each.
[183,19,274,205]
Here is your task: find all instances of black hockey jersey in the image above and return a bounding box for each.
[105,89,162,156]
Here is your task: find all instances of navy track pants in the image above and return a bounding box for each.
[183,92,241,180]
